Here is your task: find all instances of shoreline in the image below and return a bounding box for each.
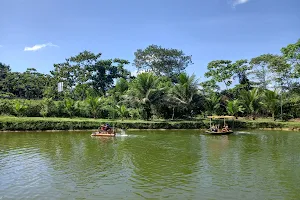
[1,116,300,132]
[1,128,300,133]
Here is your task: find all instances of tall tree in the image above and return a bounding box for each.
[281,38,300,83]
[250,54,274,89]
[133,45,193,80]
[0,62,11,95]
[123,72,162,120]
[205,59,251,89]
[239,88,261,120]
[268,55,293,90]
[231,59,252,91]
[205,60,233,88]
[263,90,279,121]
[171,73,199,114]
[51,51,102,92]
[90,59,131,95]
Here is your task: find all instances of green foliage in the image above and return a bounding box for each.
[25,100,42,117]
[203,94,221,116]
[262,90,279,120]
[0,117,207,131]
[124,72,162,120]
[205,60,233,87]
[205,59,252,89]
[172,73,198,107]
[0,99,14,115]
[133,45,193,79]
[239,88,261,119]
[1,39,300,122]
[64,98,75,118]
[249,54,275,89]
[281,39,300,78]
[117,105,129,121]
[40,98,56,117]
[90,59,130,94]
[226,100,244,118]
[14,100,28,117]
[170,73,200,118]
[128,108,141,119]
[85,96,102,118]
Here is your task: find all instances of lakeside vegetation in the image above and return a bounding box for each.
[0,39,300,130]
[1,116,300,131]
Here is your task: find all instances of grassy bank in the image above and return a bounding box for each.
[0,116,205,131]
[1,116,300,131]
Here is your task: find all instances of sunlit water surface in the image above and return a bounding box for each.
[1,130,300,199]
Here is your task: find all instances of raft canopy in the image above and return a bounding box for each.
[207,116,235,119]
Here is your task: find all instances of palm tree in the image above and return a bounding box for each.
[117,105,129,121]
[86,96,102,118]
[239,88,261,120]
[64,98,75,118]
[204,94,221,116]
[171,73,199,113]
[14,100,28,117]
[123,72,162,120]
[226,99,245,119]
[263,90,279,120]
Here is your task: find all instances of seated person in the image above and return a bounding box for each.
[105,123,111,131]
[222,125,229,132]
[211,125,216,131]
[98,124,105,132]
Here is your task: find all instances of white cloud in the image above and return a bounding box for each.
[24,42,58,51]
[229,0,250,7]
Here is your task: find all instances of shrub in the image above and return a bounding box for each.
[0,99,14,115]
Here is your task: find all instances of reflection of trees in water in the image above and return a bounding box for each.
[204,132,300,198]
[1,131,300,199]
[124,131,201,198]
[0,133,120,187]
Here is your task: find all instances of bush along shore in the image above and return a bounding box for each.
[1,117,300,131]
[0,117,205,131]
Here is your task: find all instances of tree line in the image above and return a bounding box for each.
[0,40,299,121]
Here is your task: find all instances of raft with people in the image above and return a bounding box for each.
[205,116,234,135]
[91,123,116,137]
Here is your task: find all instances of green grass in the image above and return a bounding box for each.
[0,116,206,131]
[1,116,300,131]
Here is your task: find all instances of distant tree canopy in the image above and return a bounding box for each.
[133,45,193,81]
[50,51,131,98]
[1,39,300,121]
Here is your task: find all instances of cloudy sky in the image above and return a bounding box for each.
[0,0,299,79]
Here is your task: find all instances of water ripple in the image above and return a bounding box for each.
[1,131,300,199]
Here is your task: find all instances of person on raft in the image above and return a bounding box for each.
[105,123,111,131]
[98,124,104,132]
[222,125,230,132]
[98,123,111,133]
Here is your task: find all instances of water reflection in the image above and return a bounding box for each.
[0,131,300,199]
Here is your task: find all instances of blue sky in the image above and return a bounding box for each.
[0,0,299,80]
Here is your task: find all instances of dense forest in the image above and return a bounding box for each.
[0,39,299,121]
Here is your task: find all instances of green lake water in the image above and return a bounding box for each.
[1,130,300,200]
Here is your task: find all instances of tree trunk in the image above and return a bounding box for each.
[172,107,175,120]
